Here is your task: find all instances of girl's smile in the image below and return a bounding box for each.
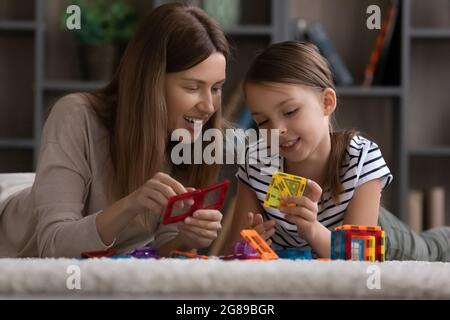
[280,137,301,153]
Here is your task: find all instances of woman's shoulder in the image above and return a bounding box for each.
[47,93,98,123]
[43,93,108,142]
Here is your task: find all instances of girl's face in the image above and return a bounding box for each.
[245,82,336,163]
[165,52,226,141]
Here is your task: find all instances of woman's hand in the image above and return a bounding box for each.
[124,172,190,216]
[177,209,223,249]
[279,179,322,241]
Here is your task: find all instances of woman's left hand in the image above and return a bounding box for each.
[177,209,223,249]
[279,179,322,240]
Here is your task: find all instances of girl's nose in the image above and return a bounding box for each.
[277,123,288,135]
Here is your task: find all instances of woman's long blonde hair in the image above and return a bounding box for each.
[86,3,230,202]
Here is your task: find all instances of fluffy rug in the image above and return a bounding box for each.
[1,258,449,299]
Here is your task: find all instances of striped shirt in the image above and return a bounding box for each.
[235,135,393,250]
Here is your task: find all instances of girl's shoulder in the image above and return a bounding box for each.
[341,135,392,189]
[343,135,381,161]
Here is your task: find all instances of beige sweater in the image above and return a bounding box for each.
[0,94,177,258]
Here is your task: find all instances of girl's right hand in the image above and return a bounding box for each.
[124,172,190,216]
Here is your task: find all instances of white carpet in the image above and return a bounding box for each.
[1,258,449,299]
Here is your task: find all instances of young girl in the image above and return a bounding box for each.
[230,41,450,261]
[0,3,229,258]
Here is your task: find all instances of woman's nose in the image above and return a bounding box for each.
[197,92,215,114]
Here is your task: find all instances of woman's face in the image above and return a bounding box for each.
[165,52,226,141]
[245,82,335,163]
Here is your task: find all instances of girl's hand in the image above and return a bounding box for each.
[177,209,223,249]
[247,212,275,244]
[279,179,322,240]
[124,172,190,216]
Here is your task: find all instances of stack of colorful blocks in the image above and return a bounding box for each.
[331,225,385,262]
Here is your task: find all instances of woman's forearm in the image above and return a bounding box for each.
[95,197,138,246]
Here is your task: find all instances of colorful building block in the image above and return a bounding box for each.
[263,171,307,209]
[163,180,229,224]
[275,248,313,260]
[240,229,278,260]
[170,250,209,259]
[81,249,117,259]
[331,225,385,262]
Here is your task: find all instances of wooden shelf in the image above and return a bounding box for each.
[44,81,108,92]
[409,147,450,157]
[411,28,450,39]
[0,139,35,149]
[0,21,36,32]
[336,86,402,97]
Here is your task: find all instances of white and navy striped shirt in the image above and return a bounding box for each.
[235,135,393,250]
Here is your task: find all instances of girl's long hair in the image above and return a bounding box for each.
[84,3,230,209]
[244,41,356,202]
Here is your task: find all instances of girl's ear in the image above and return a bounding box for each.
[322,88,337,116]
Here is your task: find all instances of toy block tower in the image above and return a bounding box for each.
[331,225,385,262]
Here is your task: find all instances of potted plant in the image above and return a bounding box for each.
[63,0,138,81]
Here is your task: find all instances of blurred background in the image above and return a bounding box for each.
[0,0,449,232]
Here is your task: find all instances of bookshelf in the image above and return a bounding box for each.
[0,0,448,224]
[407,0,450,227]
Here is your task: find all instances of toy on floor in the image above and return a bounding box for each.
[170,250,209,259]
[220,240,261,260]
[128,246,159,259]
[233,241,257,256]
[275,248,313,260]
[81,249,117,259]
[240,229,278,260]
[331,225,385,262]
[163,180,230,224]
[263,171,307,209]
[81,246,160,259]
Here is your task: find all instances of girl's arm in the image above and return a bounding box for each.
[282,179,382,258]
[309,179,382,258]
[343,179,382,226]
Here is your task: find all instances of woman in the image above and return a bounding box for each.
[0,3,229,258]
